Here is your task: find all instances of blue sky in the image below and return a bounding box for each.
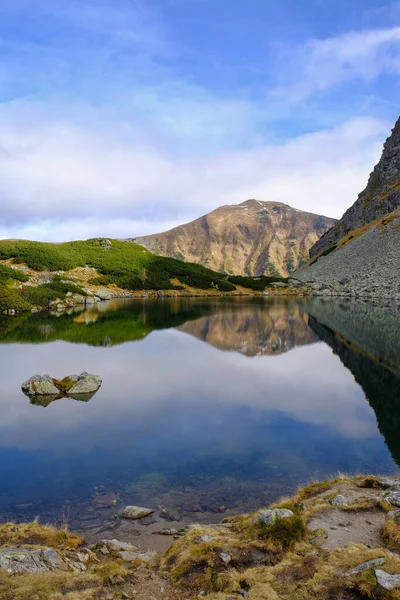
[0,0,399,240]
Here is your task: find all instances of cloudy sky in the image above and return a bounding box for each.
[0,0,399,241]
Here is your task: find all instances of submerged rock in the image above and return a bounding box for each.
[121,506,155,520]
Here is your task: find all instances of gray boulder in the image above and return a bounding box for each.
[21,375,59,397]
[68,372,102,395]
[96,287,113,300]
[385,491,400,507]
[0,547,66,574]
[101,539,139,552]
[71,294,86,304]
[254,508,294,525]
[341,558,385,576]
[119,550,155,564]
[331,494,348,507]
[375,569,400,590]
[121,506,155,520]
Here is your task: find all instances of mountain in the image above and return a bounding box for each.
[133,200,336,278]
[297,117,400,298]
[311,117,400,258]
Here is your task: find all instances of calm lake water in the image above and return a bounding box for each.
[0,296,399,537]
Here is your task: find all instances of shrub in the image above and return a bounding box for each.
[255,513,306,551]
[0,264,29,283]
[228,275,289,290]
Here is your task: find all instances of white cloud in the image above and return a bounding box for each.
[0,100,388,240]
[272,26,400,102]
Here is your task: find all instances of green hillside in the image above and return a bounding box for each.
[0,238,236,311]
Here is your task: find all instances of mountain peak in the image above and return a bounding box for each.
[134,201,335,277]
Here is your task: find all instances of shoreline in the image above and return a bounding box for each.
[2,474,400,599]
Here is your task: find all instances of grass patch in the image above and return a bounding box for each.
[382,518,400,551]
[255,514,306,551]
[93,560,130,583]
[0,569,100,600]
[0,519,84,550]
[356,476,383,489]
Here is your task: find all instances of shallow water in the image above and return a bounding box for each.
[0,296,399,537]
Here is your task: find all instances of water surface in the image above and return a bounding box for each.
[0,297,399,538]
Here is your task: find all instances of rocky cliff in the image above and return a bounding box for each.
[297,117,400,298]
[133,200,335,277]
[310,117,400,257]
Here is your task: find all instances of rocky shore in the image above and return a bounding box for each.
[2,474,400,599]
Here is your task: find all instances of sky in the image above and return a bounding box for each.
[0,0,399,241]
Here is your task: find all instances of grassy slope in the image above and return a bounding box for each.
[0,238,238,311]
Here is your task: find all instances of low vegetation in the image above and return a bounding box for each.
[227,275,289,290]
[0,239,236,293]
[2,475,400,599]
[0,519,83,550]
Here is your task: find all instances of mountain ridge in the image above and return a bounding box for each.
[132,199,336,277]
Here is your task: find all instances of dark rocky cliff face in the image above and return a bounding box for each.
[310,117,400,257]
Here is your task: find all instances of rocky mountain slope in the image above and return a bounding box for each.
[311,117,400,258]
[297,117,400,297]
[133,200,335,277]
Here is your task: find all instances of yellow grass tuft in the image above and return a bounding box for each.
[0,519,84,550]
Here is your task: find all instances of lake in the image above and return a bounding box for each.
[0,296,399,546]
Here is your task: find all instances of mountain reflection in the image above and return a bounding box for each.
[178,301,318,356]
[0,297,318,356]
[307,299,400,465]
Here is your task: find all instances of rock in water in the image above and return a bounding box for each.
[67,372,102,395]
[21,374,60,397]
[121,506,155,520]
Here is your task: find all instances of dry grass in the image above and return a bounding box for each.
[0,569,100,600]
[0,520,84,550]
[202,544,400,600]
[356,475,383,489]
[382,518,400,551]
